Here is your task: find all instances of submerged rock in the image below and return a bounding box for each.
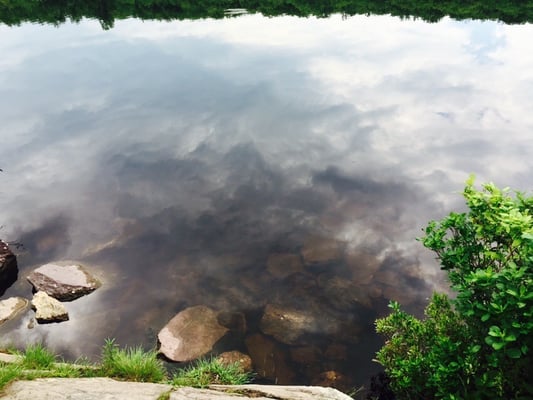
[31,291,69,323]
[0,297,29,326]
[259,303,342,346]
[311,370,354,393]
[244,333,295,384]
[0,240,18,296]
[301,236,344,268]
[266,253,304,279]
[216,350,253,373]
[289,345,322,365]
[158,305,229,362]
[27,262,101,301]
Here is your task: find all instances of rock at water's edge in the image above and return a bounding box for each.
[0,240,18,296]
[2,378,354,400]
[27,262,101,301]
[0,297,29,326]
[158,305,229,362]
[31,291,69,323]
[216,350,253,373]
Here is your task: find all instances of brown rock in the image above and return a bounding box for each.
[324,344,348,361]
[345,250,381,284]
[259,301,355,346]
[311,370,354,393]
[27,262,101,301]
[0,240,18,296]
[217,311,247,335]
[301,237,344,267]
[31,291,69,323]
[290,346,322,365]
[318,276,372,310]
[259,304,319,345]
[382,285,417,306]
[374,269,399,286]
[266,253,304,279]
[216,351,253,373]
[158,305,229,362]
[245,333,295,384]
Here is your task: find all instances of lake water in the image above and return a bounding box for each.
[1,12,532,392]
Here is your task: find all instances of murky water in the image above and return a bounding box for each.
[1,14,532,391]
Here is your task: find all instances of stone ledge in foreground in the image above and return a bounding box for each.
[2,378,354,400]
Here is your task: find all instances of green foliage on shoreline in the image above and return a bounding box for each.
[171,357,253,387]
[0,341,251,392]
[375,178,532,399]
[1,0,532,30]
[100,338,166,382]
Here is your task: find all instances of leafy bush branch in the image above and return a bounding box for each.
[375,177,532,399]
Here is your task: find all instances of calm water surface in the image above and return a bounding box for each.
[0,14,532,388]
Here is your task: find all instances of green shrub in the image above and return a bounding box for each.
[171,358,252,387]
[375,178,532,399]
[100,338,166,382]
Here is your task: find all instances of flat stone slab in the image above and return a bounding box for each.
[3,378,171,400]
[0,352,22,363]
[3,378,354,400]
[209,384,354,400]
[0,297,29,325]
[27,262,101,301]
[31,291,69,323]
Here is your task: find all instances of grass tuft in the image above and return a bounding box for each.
[0,363,22,391]
[20,343,56,369]
[101,338,166,382]
[171,358,252,388]
[1,340,253,392]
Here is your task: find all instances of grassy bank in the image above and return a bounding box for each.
[0,340,252,392]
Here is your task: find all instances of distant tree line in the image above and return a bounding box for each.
[1,0,532,29]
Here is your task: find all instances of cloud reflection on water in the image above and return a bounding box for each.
[0,13,532,387]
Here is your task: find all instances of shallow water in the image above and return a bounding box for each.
[0,14,532,390]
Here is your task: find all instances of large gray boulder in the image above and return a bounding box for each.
[0,240,18,295]
[2,378,354,399]
[158,305,229,362]
[0,297,29,326]
[31,291,69,323]
[27,262,101,301]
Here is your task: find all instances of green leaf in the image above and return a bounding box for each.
[491,341,505,350]
[506,348,521,359]
[488,326,502,337]
[481,313,490,322]
[470,345,481,353]
[504,333,517,342]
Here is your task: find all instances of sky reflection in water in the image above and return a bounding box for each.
[0,14,532,386]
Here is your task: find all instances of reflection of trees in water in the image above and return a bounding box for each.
[1,0,532,29]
